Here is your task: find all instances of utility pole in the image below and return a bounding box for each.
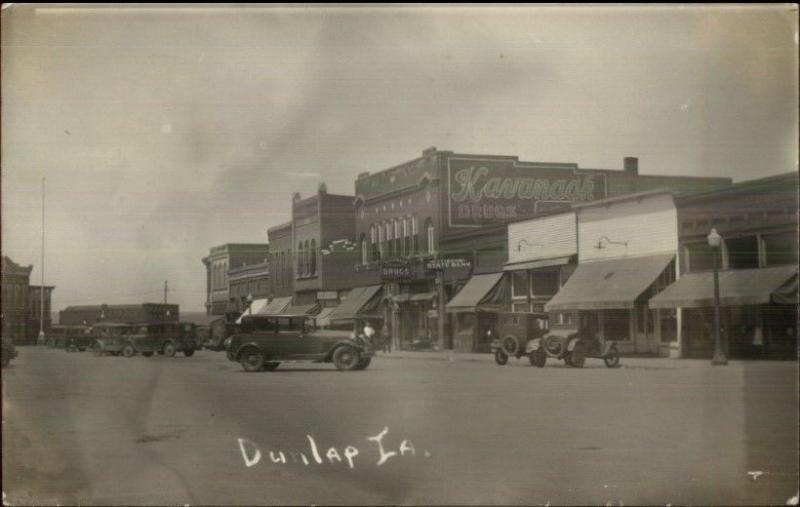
[39,177,46,344]
[164,280,168,304]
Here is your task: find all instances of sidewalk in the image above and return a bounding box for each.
[375,349,495,363]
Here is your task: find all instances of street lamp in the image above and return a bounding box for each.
[707,228,727,366]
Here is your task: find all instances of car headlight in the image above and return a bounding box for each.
[223,337,232,350]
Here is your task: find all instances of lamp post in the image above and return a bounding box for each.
[707,228,727,366]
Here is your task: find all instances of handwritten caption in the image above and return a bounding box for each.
[237,426,430,469]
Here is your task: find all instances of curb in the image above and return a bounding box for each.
[375,353,494,363]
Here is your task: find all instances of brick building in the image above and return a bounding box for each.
[1,256,55,344]
[228,261,271,314]
[263,184,358,322]
[349,148,731,351]
[59,303,179,326]
[202,243,270,317]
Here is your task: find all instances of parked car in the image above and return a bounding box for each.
[226,314,373,372]
[490,312,549,365]
[526,330,621,368]
[91,322,197,358]
[2,337,18,367]
[205,318,240,351]
[45,325,94,352]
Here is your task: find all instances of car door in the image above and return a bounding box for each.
[292,318,323,358]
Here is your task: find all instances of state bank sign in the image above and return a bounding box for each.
[446,157,608,227]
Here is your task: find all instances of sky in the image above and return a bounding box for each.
[1,4,797,312]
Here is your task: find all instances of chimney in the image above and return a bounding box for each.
[318,182,328,194]
[422,146,437,156]
[623,157,638,175]
[357,171,370,180]
[292,192,301,203]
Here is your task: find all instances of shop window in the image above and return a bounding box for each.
[557,312,574,326]
[377,227,384,259]
[763,231,798,266]
[412,216,419,254]
[727,235,759,269]
[660,309,677,343]
[603,310,630,341]
[511,271,528,299]
[531,269,559,297]
[685,241,721,272]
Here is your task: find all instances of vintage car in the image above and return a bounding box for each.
[527,330,621,368]
[226,314,373,372]
[490,312,550,365]
[91,322,197,358]
[2,337,18,367]
[46,325,94,351]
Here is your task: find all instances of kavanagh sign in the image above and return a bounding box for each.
[447,158,607,227]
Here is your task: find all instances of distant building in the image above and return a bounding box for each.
[228,261,271,314]
[202,243,270,317]
[1,256,55,344]
[59,303,180,326]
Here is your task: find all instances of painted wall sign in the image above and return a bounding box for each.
[447,157,607,227]
[381,260,411,280]
[424,257,472,271]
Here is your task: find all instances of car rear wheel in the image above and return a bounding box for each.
[494,350,508,366]
[529,348,546,368]
[568,348,586,368]
[333,346,360,371]
[603,348,620,368]
[122,344,136,358]
[240,349,265,372]
[263,361,280,371]
[183,348,195,357]
[142,351,154,357]
[163,342,177,358]
[501,335,520,356]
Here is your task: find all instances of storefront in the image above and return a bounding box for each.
[649,265,798,359]
[446,272,508,352]
[325,285,384,331]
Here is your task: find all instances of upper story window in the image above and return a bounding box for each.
[426,218,436,254]
[297,242,304,276]
[310,239,317,275]
[726,235,759,270]
[511,271,528,299]
[684,241,721,272]
[412,216,419,254]
[360,233,368,265]
[531,269,559,298]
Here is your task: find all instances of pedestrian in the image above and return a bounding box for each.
[363,322,375,345]
[381,323,392,353]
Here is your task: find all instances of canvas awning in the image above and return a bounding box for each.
[545,254,675,311]
[648,265,798,309]
[503,256,574,271]
[327,285,383,321]
[446,272,505,313]
[282,303,320,316]
[312,306,338,327]
[257,296,292,316]
[235,298,270,324]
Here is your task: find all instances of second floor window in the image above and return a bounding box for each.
[426,219,435,254]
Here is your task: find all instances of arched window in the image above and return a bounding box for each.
[403,217,410,257]
[394,219,401,258]
[310,239,317,275]
[303,240,310,276]
[370,225,378,261]
[426,218,435,254]
[412,216,419,254]
[360,233,367,264]
[297,242,304,277]
[378,225,384,259]
[385,222,393,258]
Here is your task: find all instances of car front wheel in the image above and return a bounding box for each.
[183,348,195,357]
[333,346,361,371]
[122,344,136,358]
[240,349,265,372]
[529,348,546,368]
[494,350,508,366]
[603,348,620,368]
[163,342,177,358]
